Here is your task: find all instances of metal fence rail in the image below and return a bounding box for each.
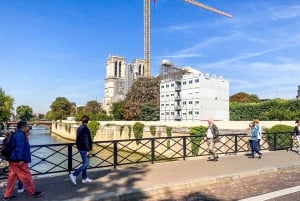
[0,131,297,179]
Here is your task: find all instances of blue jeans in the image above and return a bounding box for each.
[73,150,90,180]
[250,140,261,156]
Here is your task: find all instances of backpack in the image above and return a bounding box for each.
[1,132,15,160]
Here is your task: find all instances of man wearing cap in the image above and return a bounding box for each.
[293,120,300,154]
[3,120,42,200]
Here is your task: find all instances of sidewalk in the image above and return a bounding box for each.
[1,150,300,201]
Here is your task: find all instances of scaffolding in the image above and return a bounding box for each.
[159,60,183,82]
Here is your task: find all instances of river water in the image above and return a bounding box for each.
[29,125,72,145]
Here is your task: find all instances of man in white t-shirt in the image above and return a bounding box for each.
[206,119,219,161]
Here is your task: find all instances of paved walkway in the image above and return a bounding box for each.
[1,150,300,201]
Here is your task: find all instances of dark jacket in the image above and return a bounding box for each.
[294,126,299,136]
[9,130,31,163]
[76,124,92,151]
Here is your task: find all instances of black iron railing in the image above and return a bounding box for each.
[0,131,297,179]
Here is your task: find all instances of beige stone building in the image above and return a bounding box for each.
[103,55,145,114]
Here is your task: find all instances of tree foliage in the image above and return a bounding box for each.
[111,102,123,120]
[230,99,300,120]
[16,105,33,121]
[0,88,14,123]
[120,77,160,120]
[138,103,159,121]
[230,92,259,103]
[50,97,72,120]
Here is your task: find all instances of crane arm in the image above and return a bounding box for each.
[184,0,233,18]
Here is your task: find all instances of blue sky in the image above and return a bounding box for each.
[0,0,300,114]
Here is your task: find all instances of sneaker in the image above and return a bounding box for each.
[258,153,262,159]
[69,173,77,185]
[30,191,42,198]
[2,195,17,201]
[17,188,24,193]
[82,178,93,183]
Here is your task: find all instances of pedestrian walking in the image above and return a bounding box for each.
[206,119,219,161]
[254,119,262,150]
[69,115,93,185]
[2,121,42,200]
[293,120,300,154]
[248,122,262,159]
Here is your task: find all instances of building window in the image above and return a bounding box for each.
[183,101,186,105]
[161,85,164,88]
[183,81,187,85]
[188,111,193,115]
[195,101,199,105]
[171,83,174,87]
[161,104,164,106]
[114,61,118,77]
[189,80,193,84]
[195,111,199,115]
[166,84,169,88]
[189,101,193,104]
[195,79,199,83]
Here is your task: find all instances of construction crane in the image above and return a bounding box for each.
[144,0,232,78]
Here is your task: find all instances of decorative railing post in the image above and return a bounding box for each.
[273,133,277,151]
[151,138,155,164]
[113,141,118,168]
[183,136,187,160]
[234,135,238,153]
[67,144,73,173]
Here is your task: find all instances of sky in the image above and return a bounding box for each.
[0,0,300,114]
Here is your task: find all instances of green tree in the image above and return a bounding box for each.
[230,92,259,103]
[121,77,160,120]
[0,88,14,123]
[138,103,159,121]
[16,105,33,121]
[111,102,123,120]
[50,97,72,120]
[88,121,100,140]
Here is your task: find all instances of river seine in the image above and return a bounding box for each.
[29,125,72,145]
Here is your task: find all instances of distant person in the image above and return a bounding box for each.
[3,121,42,200]
[69,115,93,185]
[248,122,262,159]
[254,119,262,151]
[206,119,219,161]
[293,120,300,154]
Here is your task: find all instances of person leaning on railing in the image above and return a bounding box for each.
[293,120,300,154]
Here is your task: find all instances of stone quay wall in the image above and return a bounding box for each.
[51,120,295,157]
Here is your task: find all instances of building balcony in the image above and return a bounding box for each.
[175,96,181,101]
[175,86,181,91]
[174,105,181,110]
[174,115,182,121]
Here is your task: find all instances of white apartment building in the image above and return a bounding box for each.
[103,55,145,114]
[160,61,229,121]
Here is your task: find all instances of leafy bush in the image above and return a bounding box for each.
[150,125,156,136]
[119,125,125,136]
[88,121,100,140]
[189,126,207,156]
[264,124,293,150]
[230,99,300,120]
[133,122,144,145]
[128,125,132,139]
[166,126,172,148]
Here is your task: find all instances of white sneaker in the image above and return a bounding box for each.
[17,188,25,193]
[69,173,77,185]
[82,178,93,183]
